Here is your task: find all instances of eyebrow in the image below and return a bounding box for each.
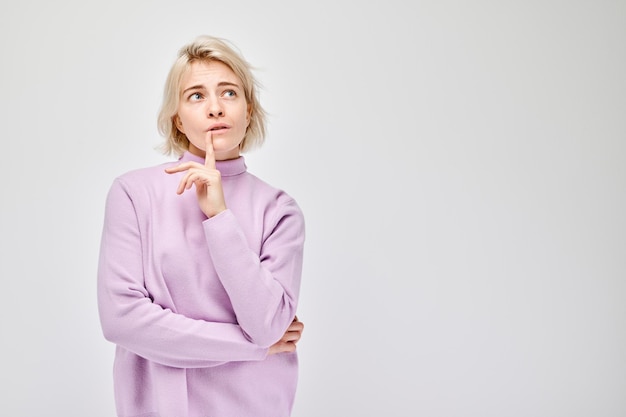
[182,81,242,95]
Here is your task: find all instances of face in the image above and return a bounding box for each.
[175,60,251,160]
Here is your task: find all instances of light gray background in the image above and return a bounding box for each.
[1,1,624,416]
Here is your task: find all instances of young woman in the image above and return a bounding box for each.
[97,35,305,417]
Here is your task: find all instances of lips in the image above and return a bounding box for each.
[208,123,230,132]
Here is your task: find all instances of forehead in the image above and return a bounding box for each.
[181,60,242,88]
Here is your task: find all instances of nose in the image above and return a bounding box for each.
[207,97,224,118]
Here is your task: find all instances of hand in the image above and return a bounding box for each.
[164,132,227,218]
[268,316,304,355]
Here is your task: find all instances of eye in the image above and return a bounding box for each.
[189,92,203,101]
[223,89,237,98]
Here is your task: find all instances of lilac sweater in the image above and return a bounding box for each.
[97,152,305,417]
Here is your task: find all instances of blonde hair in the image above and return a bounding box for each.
[157,35,267,156]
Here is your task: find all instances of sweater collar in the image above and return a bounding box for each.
[179,151,247,177]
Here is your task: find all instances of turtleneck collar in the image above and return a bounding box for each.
[179,151,247,177]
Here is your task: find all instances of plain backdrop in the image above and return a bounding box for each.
[1,1,624,416]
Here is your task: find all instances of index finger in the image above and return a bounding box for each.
[204,131,216,169]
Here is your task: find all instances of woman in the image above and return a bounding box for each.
[97,35,305,417]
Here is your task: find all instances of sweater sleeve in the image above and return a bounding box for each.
[202,201,305,348]
[97,179,268,368]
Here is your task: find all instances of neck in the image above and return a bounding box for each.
[188,143,240,161]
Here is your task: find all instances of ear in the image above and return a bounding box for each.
[246,104,252,127]
[174,115,184,133]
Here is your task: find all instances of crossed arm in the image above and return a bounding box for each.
[98,133,304,367]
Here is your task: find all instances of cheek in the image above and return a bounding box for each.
[241,110,251,128]
[176,112,197,134]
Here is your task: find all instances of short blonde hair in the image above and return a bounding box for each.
[157,35,267,156]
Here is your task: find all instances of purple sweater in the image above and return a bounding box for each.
[97,152,305,417]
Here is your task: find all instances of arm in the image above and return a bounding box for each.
[164,133,305,347]
[202,200,305,347]
[97,179,268,368]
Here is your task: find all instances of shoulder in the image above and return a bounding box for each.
[241,172,305,231]
[114,155,184,187]
[107,159,178,201]
[245,171,301,210]
[115,160,172,185]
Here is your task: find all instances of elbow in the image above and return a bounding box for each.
[97,285,147,346]
[101,328,118,344]
[242,307,297,348]
[99,315,125,345]
[246,331,280,349]
[238,323,278,348]
[98,300,133,345]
